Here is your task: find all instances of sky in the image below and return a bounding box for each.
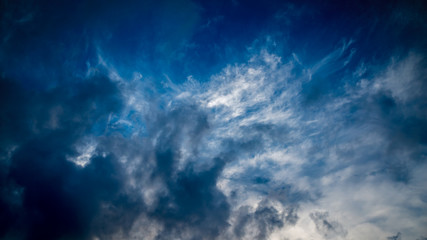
[0,0,427,239]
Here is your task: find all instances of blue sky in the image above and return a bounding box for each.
[1,0,427,239]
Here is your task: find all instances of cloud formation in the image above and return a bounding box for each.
[1,0,427,240]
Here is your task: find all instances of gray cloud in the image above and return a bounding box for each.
[232,202,298,240]
[387,232,402,240]
[310,211,347,239]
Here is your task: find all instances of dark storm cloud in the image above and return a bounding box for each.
[91,103,235,240]
[141,105,231,239]
[149,160,230,239]
[0,1,231,236]
[0,75,234,239]
[9,146,127,240]
[0,74,121,154]
[0,75,128,239]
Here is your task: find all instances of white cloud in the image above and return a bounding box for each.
[97,42,426,239]
[205,48,427,239]
[66,137,98,167]
[377,53,424,103]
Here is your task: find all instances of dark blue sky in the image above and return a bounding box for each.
[1,0,427,239]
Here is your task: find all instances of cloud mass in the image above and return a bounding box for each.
[1,0,427,239]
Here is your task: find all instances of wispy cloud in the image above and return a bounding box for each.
[1,1,426,239]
